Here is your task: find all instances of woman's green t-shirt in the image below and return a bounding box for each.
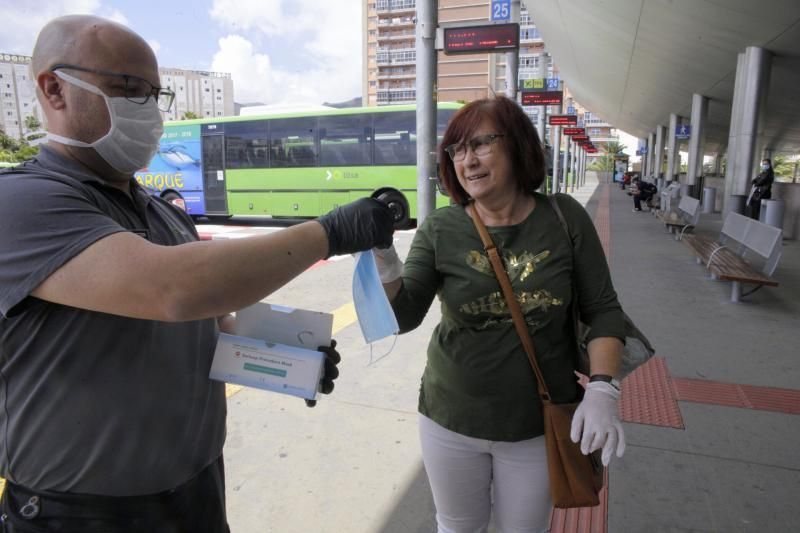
[391,193,624,442]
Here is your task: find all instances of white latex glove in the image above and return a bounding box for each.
[570,381,626,466]
[372,244,403,284]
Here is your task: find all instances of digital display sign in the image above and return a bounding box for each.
[520,90,563,106]
[548,115,578,126]
[571,135,590,142]
[443,23,520,55]
[563,128,585,136]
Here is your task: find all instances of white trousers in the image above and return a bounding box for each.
[419,414,552,533]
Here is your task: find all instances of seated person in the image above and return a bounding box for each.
[631,178,657,211]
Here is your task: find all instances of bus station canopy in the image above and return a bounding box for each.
[524,0,800,155]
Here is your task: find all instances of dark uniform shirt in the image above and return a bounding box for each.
[0,146,225,496]
[391,193,624,442]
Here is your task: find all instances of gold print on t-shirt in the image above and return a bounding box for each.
[466,249,550,282]
[460,247,563,328]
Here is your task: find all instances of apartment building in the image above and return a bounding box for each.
[0,53,41,139]
[362,1,619,159]
[159,68,235,121]
[363,2,556,133]
[0,55,235,138]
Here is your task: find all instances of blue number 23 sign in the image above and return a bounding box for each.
[492,0,511,21]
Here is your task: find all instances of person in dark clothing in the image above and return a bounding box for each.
[631,177,657,211]
[0,14,393,533]
[747,158,775,220]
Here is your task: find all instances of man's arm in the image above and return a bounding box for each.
[33,221,328,321]
[32,199,393,322]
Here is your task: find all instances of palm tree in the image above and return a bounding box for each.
[588,141,627,171]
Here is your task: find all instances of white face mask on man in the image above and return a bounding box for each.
[47,70,164,175]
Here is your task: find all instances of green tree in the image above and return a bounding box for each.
[588,141,627,172]
[182,111,199,120]
[770,154,796,181]
[0,131,39,163]
[24,115,42,132]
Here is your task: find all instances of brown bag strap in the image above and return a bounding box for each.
[468,202,551,403]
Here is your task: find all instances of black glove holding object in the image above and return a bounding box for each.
[316,198,393,258]
[305,340,342,408]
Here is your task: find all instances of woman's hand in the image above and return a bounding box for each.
[373,244,403,284]
[570,381,626,466]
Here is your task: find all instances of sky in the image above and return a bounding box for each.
[0,0,363,106]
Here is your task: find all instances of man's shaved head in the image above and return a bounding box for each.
[31,15,156,78]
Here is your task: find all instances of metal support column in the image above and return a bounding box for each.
[505,0,520,101]
[654,125,666,183]
[551,131,561,195]
[723,53,746,216]
[687,94,708,190]
[415,0,438,225]
[561,136,571,194]
[666,113,680,183]
[730,46,772,215]
[646,132,655,179]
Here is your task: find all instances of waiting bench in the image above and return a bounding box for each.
[657,195,701,240]
[681,212,782,302]
[653,182,682,217]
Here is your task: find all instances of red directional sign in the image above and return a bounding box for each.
[563,127,585,136]
[443,23,520,55]
[520,90,563,106]
[571,135,589,142]
[548,115,578,126]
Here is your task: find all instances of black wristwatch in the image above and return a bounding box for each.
[589,374,621,390]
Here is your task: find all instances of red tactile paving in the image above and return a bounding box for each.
[672,378,800,415]
[550,470,608,533]
[619,357,685,429]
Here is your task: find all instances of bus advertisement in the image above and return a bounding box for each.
[136,103,461,227]
[135,124,205,215]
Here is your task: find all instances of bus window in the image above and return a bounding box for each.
[319,114,372,167]
[225,121,268,169]
[270,117,317,168]
[373,111,415,165]
[437,108,456,143]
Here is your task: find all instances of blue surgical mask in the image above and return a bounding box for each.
[761,164,769,171]
[352,251,399,344]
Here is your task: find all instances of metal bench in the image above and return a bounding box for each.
[657,195,701,240]
[653,182,681,217]
[681,212,782,302]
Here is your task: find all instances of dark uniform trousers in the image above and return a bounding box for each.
[0,456,229,533]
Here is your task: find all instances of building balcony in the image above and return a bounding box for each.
[376,0,415,15]
[377,88,416,104]
[377,69,416,80]
[376,49,416,66]
[377,30,416,42]
[377,16,414,28]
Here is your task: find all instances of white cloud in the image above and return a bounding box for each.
[0,1,132,55]
[0,1,100,54]
[208,0,363,106]
[209,0,283,34]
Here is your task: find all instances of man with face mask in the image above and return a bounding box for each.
[0,15,393,532]
[747,158,775,220]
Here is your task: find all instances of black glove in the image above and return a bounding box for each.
[305,340,342,408]
[316,198,393,258]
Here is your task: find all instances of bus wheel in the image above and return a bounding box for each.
[376,190,410,230]
[163,191,186,212]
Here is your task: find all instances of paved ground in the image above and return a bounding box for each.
[215,176,799,533]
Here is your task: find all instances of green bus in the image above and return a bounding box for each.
[135,103,462,228]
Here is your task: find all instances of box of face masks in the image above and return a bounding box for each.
[209,303,333,401]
